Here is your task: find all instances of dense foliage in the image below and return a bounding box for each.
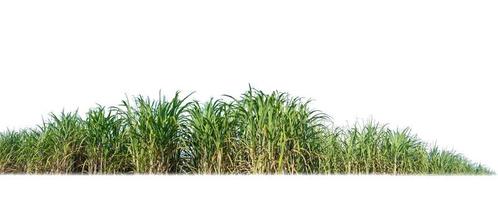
[0,88,492,174]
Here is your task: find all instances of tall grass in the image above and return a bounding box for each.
[82,106,128,174]
[185,99,239,174]
[0,88,493,174]
[37,112,86,173]
[230,88,328,174]
[119,92,191,173]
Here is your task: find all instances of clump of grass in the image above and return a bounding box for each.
[185,99,239,174]
[230,88,328,174]
[119,92,191,174]
[0,87,493,175]
[36,112,87,173]
[0,131,23,173]
[82,106,129,174]
[15,130,41,173]
[427,147,490,175]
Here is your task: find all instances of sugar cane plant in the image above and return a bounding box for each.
[0,87,493,174]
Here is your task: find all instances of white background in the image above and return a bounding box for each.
[0,175,496,200]
[0,0,497,199]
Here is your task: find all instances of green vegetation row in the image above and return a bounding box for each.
[0,88,492,174]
